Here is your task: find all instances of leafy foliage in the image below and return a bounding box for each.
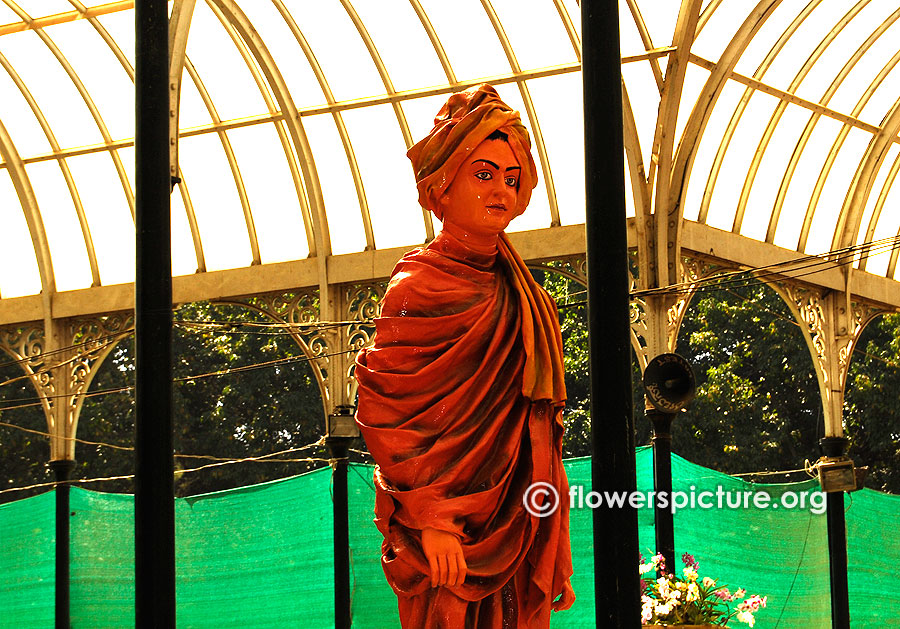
[1,277,897,503]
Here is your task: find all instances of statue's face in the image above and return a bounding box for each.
[438,139,520,237]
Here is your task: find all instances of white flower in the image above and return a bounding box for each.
[702,576,716,588]
[686,583,700,602]
[655,602,672,616]
[737,610,755,627]
[683,566,698,581]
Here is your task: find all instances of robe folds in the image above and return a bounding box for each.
[355,231,573,628]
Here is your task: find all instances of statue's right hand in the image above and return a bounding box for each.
[421,527,467,588]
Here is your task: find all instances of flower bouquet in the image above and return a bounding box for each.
[639,552,768,627]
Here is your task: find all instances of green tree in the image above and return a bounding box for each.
[844,313,900,493]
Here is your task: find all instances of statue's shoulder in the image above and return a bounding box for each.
[381,245,470,317]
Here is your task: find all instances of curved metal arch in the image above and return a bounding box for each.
[695,0,726,36]
[733,1,870,235]
[833,95,900,255]
[799,47,900,252]
[668,0,782,230]
[651,0,702,287]
[480,0,560,227]
[182,57,260,264]
[5,4,136,228]
[624,0,664,93]
[207,0,332,316]
[698,0,821,225]
[859,149,900,272]
[0,51,101,286]
[338,0,436,244]
[622,81,654,286]
[167,0,208,274]
[551,0,581,62]
[214,298,330,419]
[271,0,374,252]
[0,119,55,296]
[408,0,458,85]
[768,6,900,244]
[207,0,300,264]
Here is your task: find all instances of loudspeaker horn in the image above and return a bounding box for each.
[642,353,696,413]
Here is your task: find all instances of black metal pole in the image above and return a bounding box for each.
[327,438,352,629]
[647,410,675,576]
[583,1,641,626]
[820,437,850,628]
[134,1,175,627]
[51,459,75,629]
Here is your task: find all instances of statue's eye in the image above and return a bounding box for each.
[475,170,492,181]
[505,175,518,187]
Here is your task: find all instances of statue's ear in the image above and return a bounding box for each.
[429,189,447,221]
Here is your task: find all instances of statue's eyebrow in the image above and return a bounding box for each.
[472,158,521,171]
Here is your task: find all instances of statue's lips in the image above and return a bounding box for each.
[486,204,508,216]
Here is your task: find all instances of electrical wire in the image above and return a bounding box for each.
[0,347,360,410]
[0,442,334,498]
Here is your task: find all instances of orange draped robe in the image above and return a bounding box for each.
[355,231,573,628]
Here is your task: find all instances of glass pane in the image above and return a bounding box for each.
[804,127,871,255]
[227,124,309,263]
[25,161,92,291]
[0,30,103,150]
[0,168,41,297]
[66,152,135,286]
[342,104,425,250]
[859,60,900,128]
[733,0,805,79]
[0,6,21,23]
[760,3,842,96]
[738,103,812,243]
[792,3,884,105]
[402,93,459,144]
[0,61,51,157]
[491,0,578,70]
[178,132,252,271]
[526,74,584,227]
[302,113,366,256]
[829,16,900,122]
[185,2,268,122]
[683,82,750,223]
[276,0,385,103]
[350,0,449,92]
[178,65,213,129]
[95,10,136,71]
[693,0,751,62]
[771,117,843,251]
[10,0,72,18]
[622,60,660,178]
[704,90,780,234]
[43,20,134,142]
[619,0,652,58]
[418,0,511,82]
[237,1,328,110]
[855,145,899,277]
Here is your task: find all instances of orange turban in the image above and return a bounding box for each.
[407,84,538,220]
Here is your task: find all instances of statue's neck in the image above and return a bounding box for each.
[439,222,499,256]
[432,229,500,269]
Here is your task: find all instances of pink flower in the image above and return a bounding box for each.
[681,552,698,570]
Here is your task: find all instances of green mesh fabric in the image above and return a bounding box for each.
[1,449,897,627]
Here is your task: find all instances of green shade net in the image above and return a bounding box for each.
[1,449,897,627]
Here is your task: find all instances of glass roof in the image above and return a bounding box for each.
[0,0,898,304]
